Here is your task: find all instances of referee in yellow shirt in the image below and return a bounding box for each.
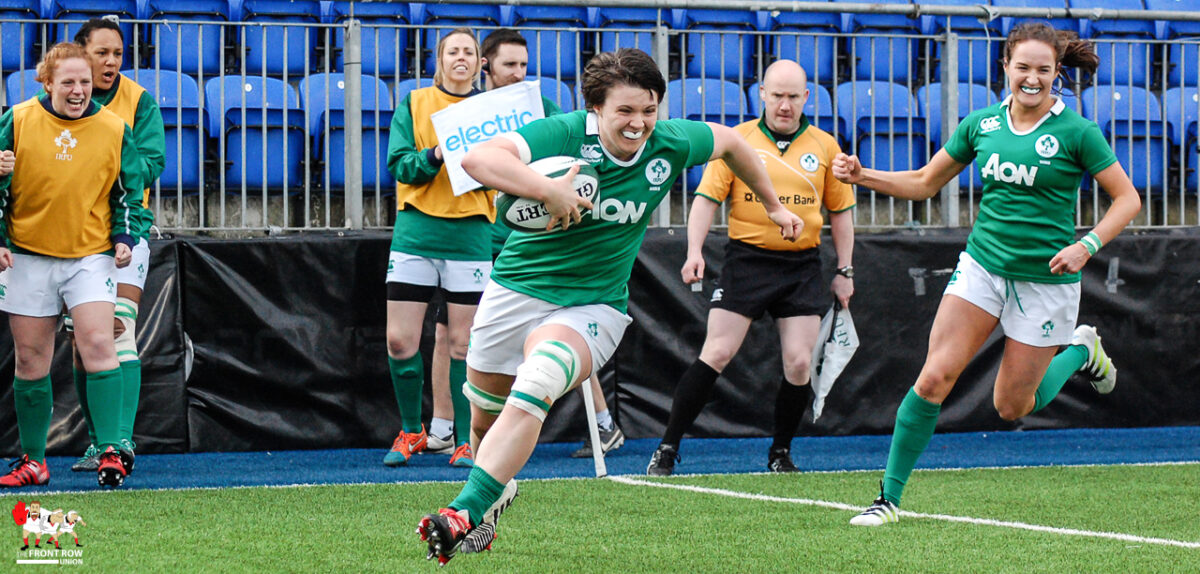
[647,60,856,475]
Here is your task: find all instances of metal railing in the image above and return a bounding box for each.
[1,5,1198,232]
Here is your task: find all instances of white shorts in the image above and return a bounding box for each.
[114,238,150,290]
[467,281,632,376]
[0,253,116,317]
[23,522,41,534]
[944,251,1079,347]
[386,251,491,293]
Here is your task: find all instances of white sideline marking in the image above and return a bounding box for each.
[609,475,1200,550]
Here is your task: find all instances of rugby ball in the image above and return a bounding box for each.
[495,156,599,232]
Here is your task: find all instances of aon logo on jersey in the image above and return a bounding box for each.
[981,153,1038,186]
[592,198,647,224]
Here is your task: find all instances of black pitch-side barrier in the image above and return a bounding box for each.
[1,228,1197,455]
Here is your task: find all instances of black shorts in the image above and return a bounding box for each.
[710,240,828,320]
[386,284,479,326]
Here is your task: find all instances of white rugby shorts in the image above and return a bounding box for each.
[386,251,491,293]
[467,281,632,376]
[114,237,151,289]
[0,253,117,317]
[944,251,1079,347]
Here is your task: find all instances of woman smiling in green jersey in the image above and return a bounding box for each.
[832,22,1142,526]
[416,49,802,565]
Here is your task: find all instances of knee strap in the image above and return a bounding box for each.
[463,380,506,415]
[114,298,138,362]
[506,340,580,422]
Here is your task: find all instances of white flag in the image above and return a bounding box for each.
[431,80,545,195]
[810,304,860,421]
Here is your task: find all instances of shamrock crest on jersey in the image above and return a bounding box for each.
[1035,134,1060,158]
[54,129,77,161]
[645,158,671,187]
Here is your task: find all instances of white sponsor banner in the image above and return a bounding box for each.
[432,80,544,195]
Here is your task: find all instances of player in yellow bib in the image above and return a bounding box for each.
[833,23,1141,526]
[67,17,165,476]
[383,28,487,468]
[0,42,144,489]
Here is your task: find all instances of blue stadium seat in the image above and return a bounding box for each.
[240,0,321,77]
[1081,85,1166,192]
[3,69,40,106]
[845,0,921,83]
[1073,0,1155,86]
[669,78,748,188]
[768,5,841,85]
[1162,87,1199,189]
[145,0,231,75]
[667,78,748,126]
[299,72,393,190]
[919,0,1001,85]
[0,0,44,71]
[538,75,574,113]
[394,77,434,107]
[674,9,758,82]
[917,82,998,187]
[52,0,141,59]
[1163,87,1199,148]
[917,82,998,145]
[412,3,501,78]
[204,76,306,189]
[591,7,663,54]
[1073,0,1153,38]
[1163,42,1199,88]
[328,1,410,79]
[994,0,1075,36]
[505,6,588,79]
[747,81,839,138]
[837,80,927,175]
[1146,0,1200,41]
[129,68,204,190]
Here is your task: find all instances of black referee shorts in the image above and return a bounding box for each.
[710,239,828,320]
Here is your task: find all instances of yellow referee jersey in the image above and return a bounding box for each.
[696,116,855,251]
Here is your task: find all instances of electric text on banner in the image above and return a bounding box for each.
[432,80,545,196]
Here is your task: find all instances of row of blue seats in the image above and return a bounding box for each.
[4,67,1196,193]
[4,0,1195,39]
[2,1,1199,83]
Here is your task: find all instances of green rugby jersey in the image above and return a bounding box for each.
[493,110,714,311]
[944,96,1117,283]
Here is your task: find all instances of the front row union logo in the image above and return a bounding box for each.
[12,501,87,566]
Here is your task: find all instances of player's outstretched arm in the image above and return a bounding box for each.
[707,123,801,241]
[833,148,965,201]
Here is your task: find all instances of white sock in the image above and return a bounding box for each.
[430,417,454,439]
[595,409,613,431]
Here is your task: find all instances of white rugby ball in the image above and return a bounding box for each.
[495,156,600,232]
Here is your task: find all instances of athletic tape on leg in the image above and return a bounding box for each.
[114,298,139,362]
[506,340,580,422]
[463,381,506,415]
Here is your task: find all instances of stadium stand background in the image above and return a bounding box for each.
[0,1,1199,454]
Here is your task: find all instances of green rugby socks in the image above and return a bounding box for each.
[882,388,941,505]
[1032,345,1088,413]
[449,465,506,527]
[14,376,53,461]
[449,358,472,446]
[86,368,124,450]
[389,354,425,434]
